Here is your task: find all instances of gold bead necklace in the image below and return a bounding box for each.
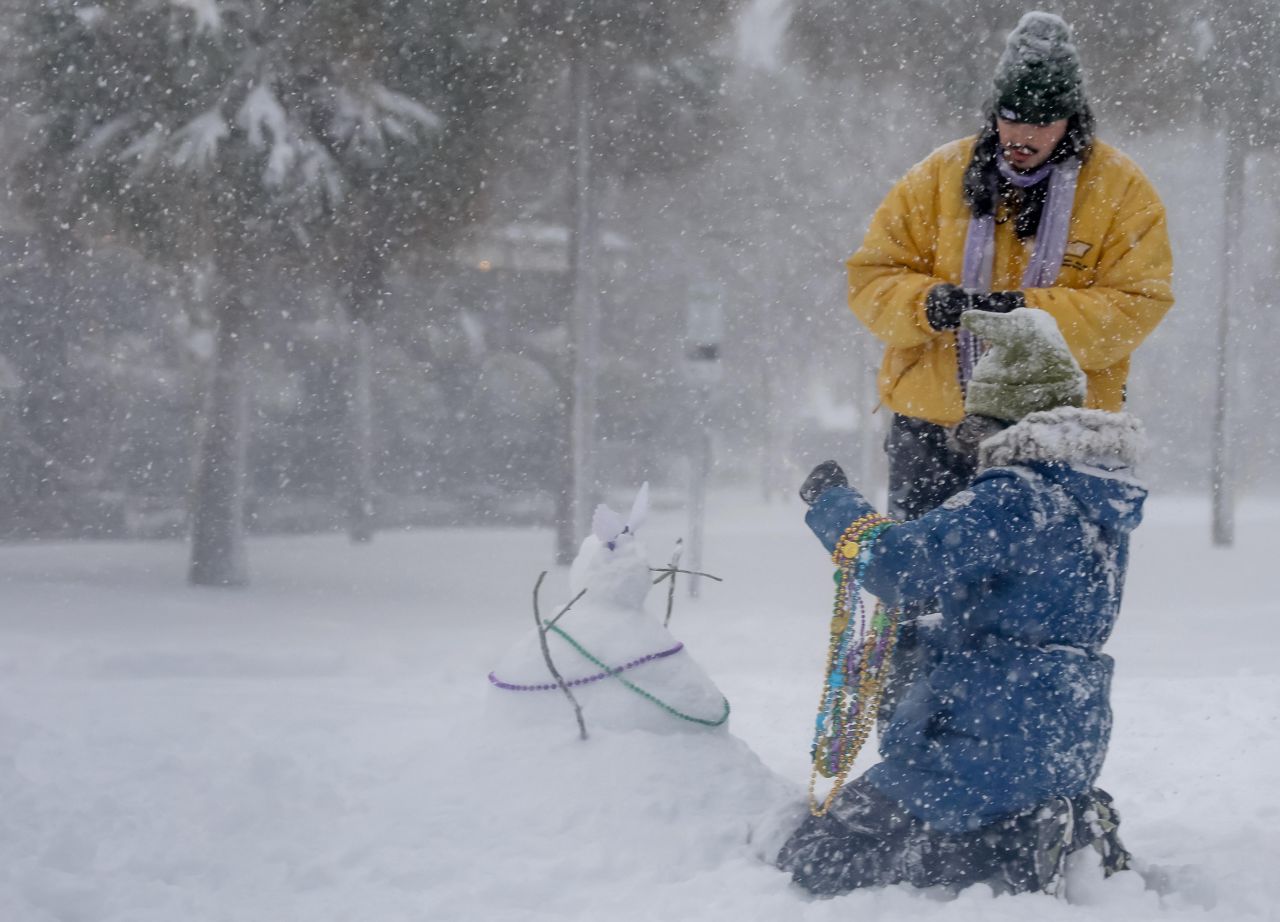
[807,514,901,817]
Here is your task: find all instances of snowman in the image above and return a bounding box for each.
[487,484,729,735]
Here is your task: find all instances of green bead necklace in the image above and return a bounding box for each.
[548,623,731,728]
[808,513,901,816]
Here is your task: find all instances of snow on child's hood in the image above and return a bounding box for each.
[979,407,1142,470]
[979,407,1148,531]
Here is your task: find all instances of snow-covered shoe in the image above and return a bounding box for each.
[992,789,1132,895]
[1077,788,1132,877]
[1031,796,1075,897]
[989,795,1075,895]
[776,778,917,895]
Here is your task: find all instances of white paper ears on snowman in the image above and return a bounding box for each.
[591,482,650,551]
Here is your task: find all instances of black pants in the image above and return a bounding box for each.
[885,414,977,522]
[776,779,1130,897]
[777,778,1009,895]
[879,414,978,723]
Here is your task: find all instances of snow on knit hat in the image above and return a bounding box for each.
[961,308,1086,422]
[993,12,1086,124]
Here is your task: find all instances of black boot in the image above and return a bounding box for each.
[990,788,1133,896]
[1074,787,1133,877]
[776,778,917,896]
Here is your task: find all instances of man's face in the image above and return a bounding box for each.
[996,117,1069,171]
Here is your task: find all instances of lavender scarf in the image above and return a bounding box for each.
[956,151,1081,387]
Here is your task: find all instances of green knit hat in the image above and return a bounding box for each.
[962,308,1086,422]
[993,12,1086,124]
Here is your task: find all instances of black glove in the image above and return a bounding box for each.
[800,460,848,506]
[925,283,971,331]
[947,414,1010,457]
[969,290,1026,314]
[926,285,1027,331]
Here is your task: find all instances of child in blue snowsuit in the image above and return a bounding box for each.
[778,309,1144,895]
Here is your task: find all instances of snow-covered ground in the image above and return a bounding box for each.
[0,490,1276,921]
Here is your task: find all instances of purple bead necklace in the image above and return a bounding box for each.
[489,642,685,692]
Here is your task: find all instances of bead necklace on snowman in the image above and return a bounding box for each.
[488,484,729,733]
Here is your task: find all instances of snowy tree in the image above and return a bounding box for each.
[1196,1,1280,544]
[496,0,734,562]
[8,0,510,583]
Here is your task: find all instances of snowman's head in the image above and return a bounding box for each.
[568,483,652,610]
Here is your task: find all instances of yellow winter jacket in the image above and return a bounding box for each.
[848,137,1174,426]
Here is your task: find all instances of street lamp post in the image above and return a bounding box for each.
[684,280,723,598]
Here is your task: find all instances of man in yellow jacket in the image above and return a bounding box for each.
[848,12,1173,522]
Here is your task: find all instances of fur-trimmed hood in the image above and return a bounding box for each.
[978,407,1144,471]
[977,407,1147,534]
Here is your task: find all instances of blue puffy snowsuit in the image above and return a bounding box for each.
[804,410,1147,834]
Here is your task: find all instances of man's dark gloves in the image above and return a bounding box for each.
[925,283,972,331]
[976,289,1028,315]
[800,460,848,506]
[925,284,1027,332]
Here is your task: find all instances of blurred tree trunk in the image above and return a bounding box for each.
[557,17,600,565]
[22,223,75,502]
[188,287,250,587]
[554,398,576,563]
[345,247,381,544]
[1211,139,1243,547]
[759,364,788,502]
[857,333,888,509]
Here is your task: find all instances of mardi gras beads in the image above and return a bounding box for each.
[808,513,901,816]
